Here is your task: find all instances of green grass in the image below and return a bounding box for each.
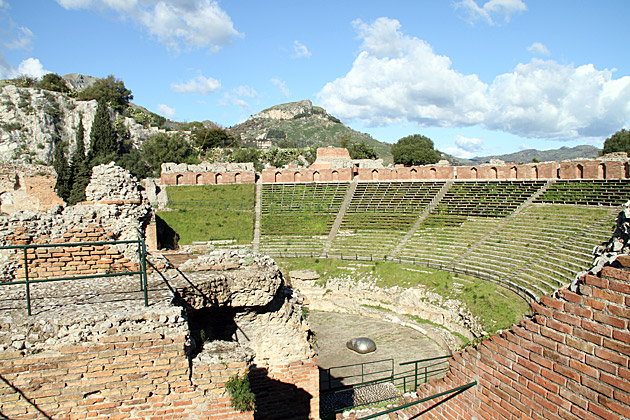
[261,213,333,235]
[276,258,531,334]
[156,184,255,245]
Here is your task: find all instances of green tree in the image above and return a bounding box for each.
[53,141,71,202]
[391,134,441,166]
[68,116,90,204]
[602,129,630,155]
[77,75,133,112]
[192,126,237,153]
[89,100,119,165]
[38,73,70,94]
[232,147,262,171]
[348,142,377,159]
[140,133,198,177]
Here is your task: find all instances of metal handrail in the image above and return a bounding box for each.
[0,238,148,315]
[322,358,394,391]
[355,381,477,420]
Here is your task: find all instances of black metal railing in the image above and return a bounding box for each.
[0,238,148,315]
[322,358,394,392]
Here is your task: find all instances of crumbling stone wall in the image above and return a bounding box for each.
[0,162,152,281]
[160,162,256,186]
[0,164,63,213]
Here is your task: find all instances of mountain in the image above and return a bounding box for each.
[228,100,393,163]
[453,145,601,166]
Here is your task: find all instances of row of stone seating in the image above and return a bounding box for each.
[535,179,630,206]
[261,182,349,213]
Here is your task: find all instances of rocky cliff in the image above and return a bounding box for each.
[0,84,167,164]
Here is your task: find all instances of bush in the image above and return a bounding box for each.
[225,374,256,412]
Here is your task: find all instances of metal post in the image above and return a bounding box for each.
[424,366,428,383]
[24,247,31,316]
[140,239,148,307]
[414,362,418,391]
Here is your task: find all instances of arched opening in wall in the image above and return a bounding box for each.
[410,168,418,179]
[576,164,584,179]
[175,174,183,185]
[471,167,478,179]
[510,166,517,179]
[626,163,630,178]
[235,172,242,183]
[491,167,498,179]
[371,169,379,180]
[532,166,539,179]
[275,172,282,183]
[215,173,223,184]
[598,164,606,180]
[332,171,339,181]
[195,174,203,185]
[294,172,302,182]
[430,168,437,179]
[313,171,320,182]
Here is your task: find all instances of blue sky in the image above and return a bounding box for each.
[1,0,629,158]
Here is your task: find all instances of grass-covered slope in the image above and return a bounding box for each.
[156,184,255,245]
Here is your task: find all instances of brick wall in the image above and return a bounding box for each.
[339,260,630,420]
[6,225,137,281]
[0,330,319,419]
[161,171,256,186]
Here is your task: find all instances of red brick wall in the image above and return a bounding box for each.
[0,331,319,419]
[340,263,630,420]
[161,171,256,186]
[7,225,137,281]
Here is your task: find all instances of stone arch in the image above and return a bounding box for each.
[371,169,379,180]
[195,174,203,185]
[430,168,437,179]
[215,173,223,184]
[294,172,302,182]
[532,166,539,179]
[175,174,183,185]
[576,164,584,179]
[410,168,418,179]
[313,171,320,182]
[510,166,517,179]
[234,172,242,183]
[471,167,478,179]
[490,167,498,179]
[598,163,606,180]
[332,170,339,181]
[275,171,282,183]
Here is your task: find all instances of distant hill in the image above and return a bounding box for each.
[228,100,393,163]
[454,145,601,166]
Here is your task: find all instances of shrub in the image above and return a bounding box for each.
[225,374,256,412]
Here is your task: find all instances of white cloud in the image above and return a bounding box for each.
[442,146,477,159]
[171,75,221,94]
[55,0,241,53]
[233,85,258,98]
[157,103,175,118]
[455,135,484,152]
[16,58,49,78]
[454,0,527,25]
[527,42,550,57]
[317,17,630,141]
[271,78,290,98]
[518,143,529,150]
[293,40,311,58]
[318,18,489,128]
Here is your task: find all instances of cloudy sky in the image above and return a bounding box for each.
[1,0,629,157]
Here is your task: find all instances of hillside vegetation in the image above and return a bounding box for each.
[229,100,393,163]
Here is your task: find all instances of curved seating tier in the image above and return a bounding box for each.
[535,179,630,206]
[430,180,546,219]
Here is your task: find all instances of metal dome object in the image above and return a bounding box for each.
[346,337,376,354]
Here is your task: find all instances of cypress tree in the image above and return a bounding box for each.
[68,116,90,204]
[52,141,71,202]
[89,100,118,165]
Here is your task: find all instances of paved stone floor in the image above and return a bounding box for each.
[310,311,448,382]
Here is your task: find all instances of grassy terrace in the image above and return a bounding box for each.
[430,180,546,219]
[455,204,615,299]
[277,258,531,334]
[329,181,444,257]
[156,184,255,245]
[535,179,630,206]
[260,182,349,255]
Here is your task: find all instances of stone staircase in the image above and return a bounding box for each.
[252,179,262,252]
[321,179,359,257]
